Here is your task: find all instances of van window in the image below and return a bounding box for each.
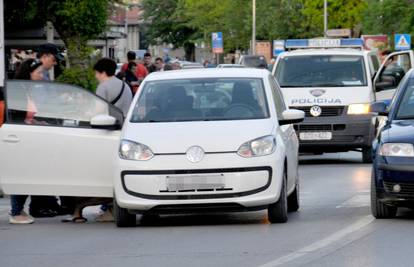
[371,55,380,73]
[131,78,269,122]
[275,55,367,87]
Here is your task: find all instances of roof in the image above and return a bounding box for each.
[280,48,369,57]
[144,68,270,81]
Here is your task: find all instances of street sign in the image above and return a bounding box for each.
[212,32,223,54]
[326,29,352,38]
[395,34,411,51]
[273,40,285,57]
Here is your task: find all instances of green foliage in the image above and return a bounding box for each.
[57,67,98,92]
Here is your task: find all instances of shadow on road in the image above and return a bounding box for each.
[299,152,366,165]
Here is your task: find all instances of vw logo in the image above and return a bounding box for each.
[310,105,322,117]
[310,89,326,97]
[186,146,205,163]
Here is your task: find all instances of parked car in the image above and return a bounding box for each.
[0,69,304,227]
[238,55,268,69]
[371,69,414,218]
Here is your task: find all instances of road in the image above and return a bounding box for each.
[1,152,414,267]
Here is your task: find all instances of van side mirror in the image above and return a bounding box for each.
[375,76,396,92]
[279,109,305,125]
[370,101,389,116]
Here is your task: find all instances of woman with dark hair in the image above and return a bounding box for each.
[9,59,45,224]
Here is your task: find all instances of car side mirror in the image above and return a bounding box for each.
[375,76,396,92]
[279,109,305,125]
[90,114,119,130]
[370,101,389,116]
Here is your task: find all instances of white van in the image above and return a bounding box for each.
[271,38,410,162]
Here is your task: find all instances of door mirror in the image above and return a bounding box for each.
[90,114,119,129]
[279,109,305,125]
[375,77,396,92]
[370,101,389,116]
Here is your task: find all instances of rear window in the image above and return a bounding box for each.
[130,78,269,123]
[275,55,367,87]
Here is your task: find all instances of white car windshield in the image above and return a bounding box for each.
[130,78,269,122]
[275,55,367,87]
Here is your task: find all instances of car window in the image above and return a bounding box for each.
[5,81,123,127]
[370,54,380,74]
[380,53,412,87]
[395,78,414,119]
[275,55,367,87]
[130,78,269,122]
[268,76,286,117]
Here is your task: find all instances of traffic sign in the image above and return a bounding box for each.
[212,32,223,54]
[273,40,285,57]
[395,34,411,50]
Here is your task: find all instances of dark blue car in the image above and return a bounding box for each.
[371,69,414,218]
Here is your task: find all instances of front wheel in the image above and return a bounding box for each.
[362,147,373,163]
[113,198,136,227]
[371,171,397,218]
[268,173,288,223]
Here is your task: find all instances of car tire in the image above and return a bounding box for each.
[268,173,288,223]
[287,182,300,212]
[371,171,397,219]
[362,147,373,163]
[113,199,136,227]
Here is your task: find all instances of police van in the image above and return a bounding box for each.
[272,38,402,163]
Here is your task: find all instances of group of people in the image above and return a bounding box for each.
[4,46,181,224]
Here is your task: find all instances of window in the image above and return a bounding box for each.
[6,81,123,127]
[275,55,367,87]
[130,78,269,123]
[395,78,414,119]
[370,55,380,74]
[380,53,412,86]
[268,76,286,118]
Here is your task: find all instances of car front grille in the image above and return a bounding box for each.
[383,182,414,196]
[294,124,332,131]
[291,106,345,117]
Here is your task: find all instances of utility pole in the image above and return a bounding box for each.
[324,0,328,37]
[252,0,256,55]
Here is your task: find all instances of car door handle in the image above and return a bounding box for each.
[3,135,20,143]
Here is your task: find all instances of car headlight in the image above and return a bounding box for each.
[347,103,371,115]
[119,140,154,161]
[237,136,276,158]
[379,143,414,157]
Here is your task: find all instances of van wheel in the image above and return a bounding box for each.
[268,173,288,223]
[113,199,136,227]
[371,171,397,218]
[362,147,373,163]
[287,182,300,212]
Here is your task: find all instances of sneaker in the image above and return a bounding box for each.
[9,212,34,224]
[95,210,114,222]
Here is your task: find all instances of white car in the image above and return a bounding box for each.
[0,69,304,227]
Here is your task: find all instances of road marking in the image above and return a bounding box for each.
[258,215,374,267]
[336,194,370,208]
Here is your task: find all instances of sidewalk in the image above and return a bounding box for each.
[0,196,9,219]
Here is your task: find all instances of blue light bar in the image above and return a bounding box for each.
[285,38,363,49]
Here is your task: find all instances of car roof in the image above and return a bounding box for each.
[279,48,367,57]
[144,68,270,81]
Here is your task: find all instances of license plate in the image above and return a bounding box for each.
[166,174,225,191]
[299,132,332,140]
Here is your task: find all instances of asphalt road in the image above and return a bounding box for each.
[1,152,414,267]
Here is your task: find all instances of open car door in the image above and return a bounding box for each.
[0,81,123,197]
[374,50,414,101]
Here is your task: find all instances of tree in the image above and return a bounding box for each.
[141,0,200,60]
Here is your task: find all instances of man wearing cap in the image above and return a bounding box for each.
[37,43,62,81]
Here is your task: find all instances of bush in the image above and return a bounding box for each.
[56,67,98,92]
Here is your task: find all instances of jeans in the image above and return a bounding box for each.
[10,195,29,216]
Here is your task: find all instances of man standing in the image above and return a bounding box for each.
[37,43,62,81]
[122,51,148,83]
[154,57,165,72]
[94,58,133,116]
[143,52,156,73]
